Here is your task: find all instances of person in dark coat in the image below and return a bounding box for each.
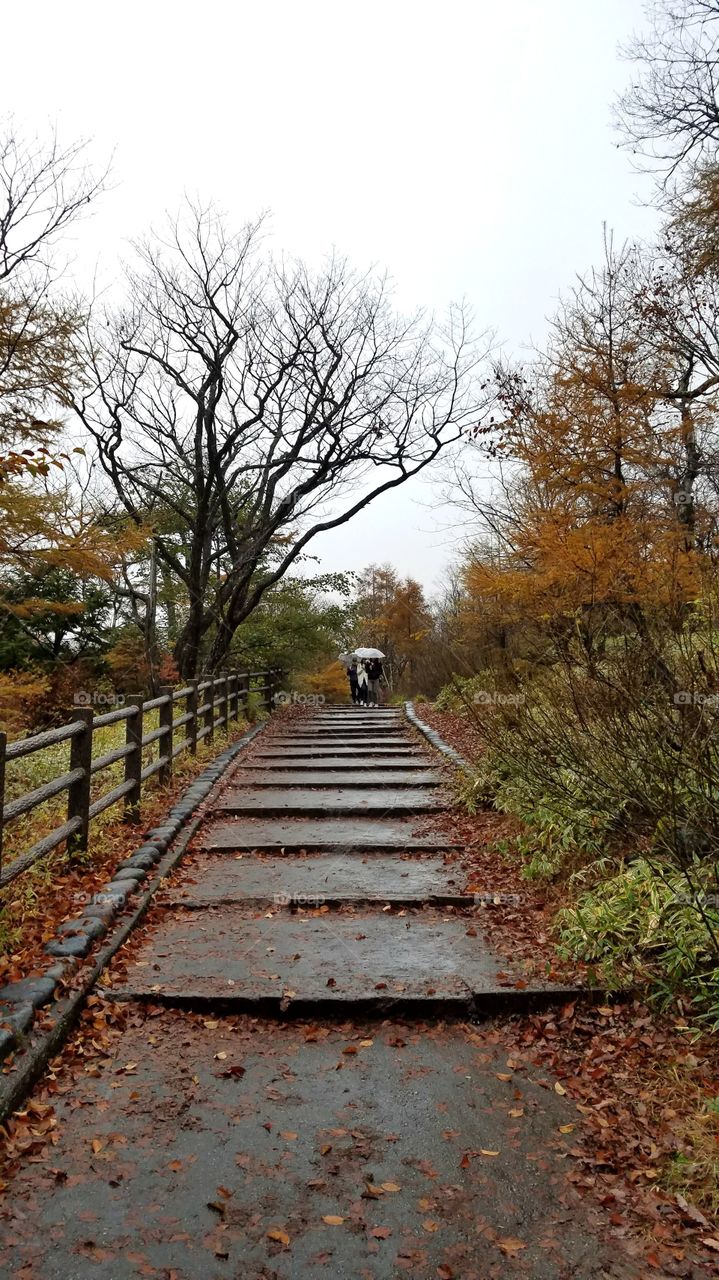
[347,659,359,704]
[366,656,384,706]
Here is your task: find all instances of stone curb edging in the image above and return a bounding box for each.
[404,701,474,773]
[0,719,267,1086]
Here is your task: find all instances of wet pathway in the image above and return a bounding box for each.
[0,707,649,1278]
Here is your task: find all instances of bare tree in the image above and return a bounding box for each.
[0,123,104,453]
[73,204,489,679]
[616,1,719,182]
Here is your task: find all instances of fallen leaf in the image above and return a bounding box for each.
[266,1228,290,1245]
[554,1082,567,1095]
[498,1236,527,1256]
[422,1219,440,1232]
[381,1182,401,1192]
[372,1226,392,1239]
[322,1215,345,1225]
[559,1124,574,1134]
[280,1131,298,1141]
[479,1149,500,1157]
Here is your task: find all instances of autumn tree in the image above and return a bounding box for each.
[616,0,719,183]
[73,204,488,680]
[353,564,434,688]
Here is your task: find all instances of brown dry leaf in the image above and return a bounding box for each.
[322,1215,345,1225]
[360,1039,373,1048]
[498,1236,527,1256]
[266,1228,290,1245]
[554,1082,567,1095]
[508,1108,524,1118]
[91,1138,104,1154]
[280,1131,298,1141]
[479,1149,500,1157]
[343,1046,358,1056]
[364,1182,384,1198]
[422,1219,440,1232]
[559,1124,574,1134]
[372,1226,392,1239]
[214,1051,227,1061]
[702,1238,719,1252]
[167,1160,183,1172]
[496,1073,512,1082]
[381,1182,401,1192]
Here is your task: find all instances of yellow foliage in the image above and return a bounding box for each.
[301,661,351,703]
[0,670,51,734]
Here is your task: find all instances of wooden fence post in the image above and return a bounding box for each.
[238,671,249,715]
[263,669,274,713]
[228,672,238,722]
[219,674,230,734]
[124,697,144,821]
[67,707,94,853]
[159,687,173,785]
[187,680,198,755]
[0,730,6,878]
[204,677,215,745]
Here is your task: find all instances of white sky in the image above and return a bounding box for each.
[4,0,657,596]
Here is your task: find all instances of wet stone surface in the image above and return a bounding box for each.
[162,853,473,908]
[217,787,444,816]
[201,817,460,852]
[0,1013,638,1280]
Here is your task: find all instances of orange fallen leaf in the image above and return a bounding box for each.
[266,1228,290,1245]
[280,1131,298,1140]
[559,1124,574,1134]
[508,1108,524,1118]
[422,1219,440,1232]
[479,1149,500,1157]
[381,1182,401,1192]
[360,1039,373,1048]
[322,1215,345,1225]
[372,1226,391,1239]
[498,1236,527,1256]
[496,1073,512,1082]
[554,1082,567,1095]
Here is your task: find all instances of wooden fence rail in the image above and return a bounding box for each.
[0,668,283,890]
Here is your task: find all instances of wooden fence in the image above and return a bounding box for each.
[0,668,282,889]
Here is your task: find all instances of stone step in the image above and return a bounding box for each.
[164,853,473,907]
[265,736,413,748]
[255,745,422,757]
[217,787,443,817]
[240,755,436,770]
[107,908,581,1011]
[201,817,458,852]
[228,768,443,786]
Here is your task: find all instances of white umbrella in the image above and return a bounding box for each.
[337,652,354,666]
[352,647,385,659]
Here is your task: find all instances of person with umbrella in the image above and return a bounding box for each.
[352,647,385,708]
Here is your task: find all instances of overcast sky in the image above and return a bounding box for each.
[5,0,657,596]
